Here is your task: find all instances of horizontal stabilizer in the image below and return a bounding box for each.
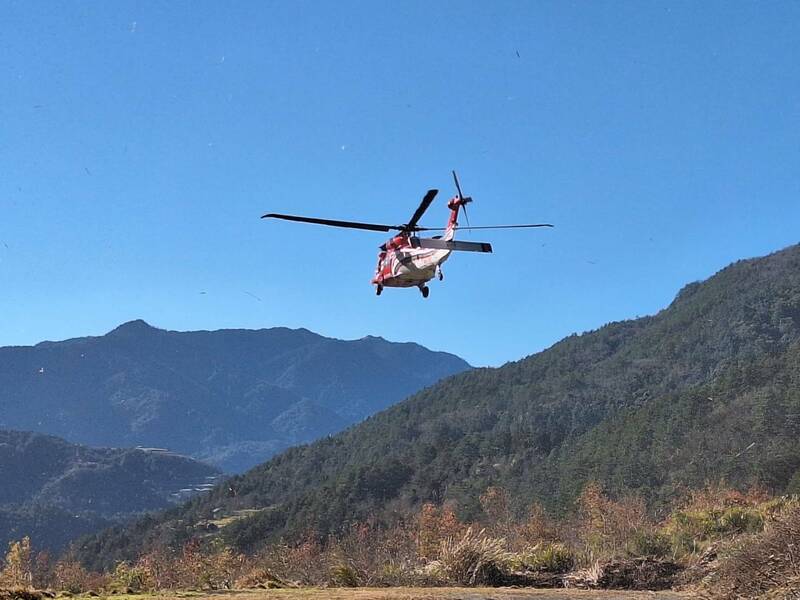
[410,238,493,253]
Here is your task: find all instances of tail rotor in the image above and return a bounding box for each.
[452,170,473,228]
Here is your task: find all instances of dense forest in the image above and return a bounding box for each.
[75,244,800,570]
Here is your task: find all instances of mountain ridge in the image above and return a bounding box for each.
[0,322,470,472]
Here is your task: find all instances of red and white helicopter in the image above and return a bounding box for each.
[262,172,552,298]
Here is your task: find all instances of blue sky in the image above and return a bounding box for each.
[1,1,798,366]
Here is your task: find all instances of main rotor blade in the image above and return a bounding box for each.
[415,223,554,231]
[405,189,438,231]
[261,213,398,232]
[452,170,464,200]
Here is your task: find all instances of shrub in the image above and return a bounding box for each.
[704,504,800,599]
[377,562,412,586]
[0,538,32,589]
[109,561,152,593]
[480,487,515,540]
[624,530,671,558]
[435,527,511,585]
[683,484,770,512]
[576,482,651,560]
[173,539,244,590]
[52,560,102,594]
[329,561,360,587]
[520,502,560,545]
[666,506,765,557]
[133,548,180,590]
[515,543,575,573]
[328,521,419,586]
[31,551,53,590]
[718,506,764,534]
[235,565,291,589]
[416,503,464,560]
[255,537,327,585]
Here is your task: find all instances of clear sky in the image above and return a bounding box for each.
[1,1,798,366]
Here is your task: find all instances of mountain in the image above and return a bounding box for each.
[0,430,220,552]
[0,323,470,472]
[74,244,800,570]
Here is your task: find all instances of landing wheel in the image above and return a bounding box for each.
[376,285,383,296]
[437,270,444,281]
[420,285,430,298]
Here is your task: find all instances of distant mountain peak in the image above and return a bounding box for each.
[0,320,470,474]
[107,319,159,336]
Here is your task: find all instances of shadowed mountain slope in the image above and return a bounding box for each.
[0,430,220,552]
[0,324,470,472]
[76,244,800,570]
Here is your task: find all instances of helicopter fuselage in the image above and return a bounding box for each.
[371,236,452,288]
[371,197,462,292]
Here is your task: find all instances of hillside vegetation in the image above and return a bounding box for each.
[76,244,800,570]
[8,484,798,597]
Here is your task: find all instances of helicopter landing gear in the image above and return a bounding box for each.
[419,285,430,298]
[435,265,444,281]
[376,285,383,296]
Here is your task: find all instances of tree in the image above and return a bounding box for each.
[0,537,32,588]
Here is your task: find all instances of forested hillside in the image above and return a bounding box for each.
[76,244,800,570]
[0,430,220,552]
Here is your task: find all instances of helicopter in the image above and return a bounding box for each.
[261,172,553,298]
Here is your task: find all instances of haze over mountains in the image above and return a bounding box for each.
[0,323,470,472]
[76,243,800,568]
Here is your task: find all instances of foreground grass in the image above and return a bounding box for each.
[98,588,688,600]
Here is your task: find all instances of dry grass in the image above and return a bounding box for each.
[701,504,800,599]
[431,528,511,586]
[6,485,792,596]
[82,588,689,600]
